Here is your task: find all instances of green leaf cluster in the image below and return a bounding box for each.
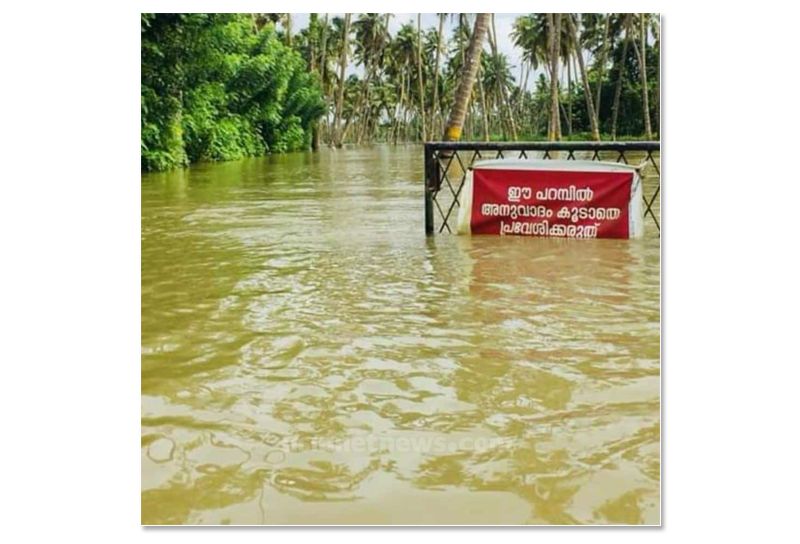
[141,14,326,171]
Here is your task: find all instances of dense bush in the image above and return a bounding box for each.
[141,14,326,171]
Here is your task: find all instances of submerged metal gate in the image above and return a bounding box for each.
[424,141,661,235]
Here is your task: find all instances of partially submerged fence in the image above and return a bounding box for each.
[424,141,661,236]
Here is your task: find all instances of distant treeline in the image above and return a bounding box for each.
[141,13,659,171]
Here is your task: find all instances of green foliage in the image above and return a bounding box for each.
[141,14,326,171]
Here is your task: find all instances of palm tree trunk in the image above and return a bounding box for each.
[319,14,330,143]
[547,13,555,139]
[566,14,600,140]
[458,14,469,139]
[393,71,405,145]
[611,15,631,141]
[332,14,351,148]
[504,82,518,140]
[637,14,652,139]
[547,14,562,141]
[519,67,525,128]
[442,13,490,141]
[284,14,292,47]
[320,14,329,88]
[416,14,427,141]
[477,63,490,141]
[355,59,373,144]
[520,61,530,130]
[309,14,320,150]
[654,23,660,137]
[567,55,573,136]
[341,115,352,144]
[555,16,562,139]
[559,98,570,133]
[489,14,517,140]
[432,14,444,136]
[404,65,411,141]
[486,17,505,137]
[595,14,611,122]
[651,14,660,134]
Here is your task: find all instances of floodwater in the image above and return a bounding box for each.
[141,145,660,525]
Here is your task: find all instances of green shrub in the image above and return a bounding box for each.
[141,14,325,171]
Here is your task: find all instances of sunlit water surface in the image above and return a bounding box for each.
[142,145,660,524]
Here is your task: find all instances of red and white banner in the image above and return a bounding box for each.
[457,160,643,239]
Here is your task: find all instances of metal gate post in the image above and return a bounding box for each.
[424,144,434,235]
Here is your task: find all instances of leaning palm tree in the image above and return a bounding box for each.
[512,14,550,71]
[442,13,491,141]
[581,13,618,123]
[488,14,517,140]
[512,14,549,134]
[566,14,600,140]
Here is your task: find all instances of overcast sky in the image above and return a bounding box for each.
[290,13,530,87]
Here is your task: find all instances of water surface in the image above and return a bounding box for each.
[141,145,660,524]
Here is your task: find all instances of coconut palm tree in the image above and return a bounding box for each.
[581,13,612,122]
[318,14,331,142]
[488,14,517,140]
[650,16,660,135]
[444,14,478,139]
[443,13,491,141]
[482,52,516,138]
[512,14,550,70]
[547,14,561,140]
[339,74,361,142]
[431,14,446,137]
[417,14,427,140]
[392,22,419,140]
[566,14,600,140]
[512,14,549,134]
[512,13,571,139]
[307,14,321,148]
[352,13,391,143]
[632,13,653,139]
[332,14,351,147]
[611,14,633,140]
[384,49,407,143]
[476,53,491,141]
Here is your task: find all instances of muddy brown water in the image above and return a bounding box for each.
[141,145,660,524]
